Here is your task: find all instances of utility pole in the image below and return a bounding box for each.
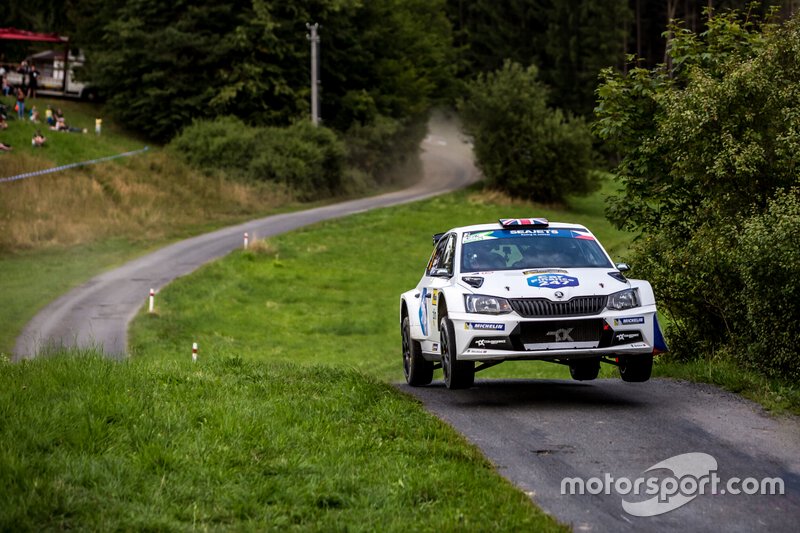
[306,23,320,126]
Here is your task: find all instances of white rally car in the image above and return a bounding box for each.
[399,218,668,389]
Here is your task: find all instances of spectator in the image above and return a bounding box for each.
[29,64,39,98]
[45,105,54,126]
[0,141,11,152]
[16,60,31,94]
[0,114,7,130]
[15,86,25,120]
[30,105,39,123]
[1,76,11,97]
[32,130,46,147]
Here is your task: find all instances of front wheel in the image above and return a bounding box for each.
[440,317,474,389]
[402,316,433,386]
[619,354,653,382]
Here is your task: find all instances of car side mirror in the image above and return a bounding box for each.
[430,267,451,278]
[432,233,445,246]
[616,263,630,272]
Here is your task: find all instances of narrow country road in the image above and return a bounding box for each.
[401,378,800,532]
[13,114,479,360]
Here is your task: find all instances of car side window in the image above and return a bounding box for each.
[426,234,449,275]
[441,234,456,274]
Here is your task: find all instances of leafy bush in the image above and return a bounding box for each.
[459,61,595,203]
[594,10,800,378]
[737,191,800,380]
[171,118,345,200]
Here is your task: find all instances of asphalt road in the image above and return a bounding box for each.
[13,114,479,360]
[401,378,800,532]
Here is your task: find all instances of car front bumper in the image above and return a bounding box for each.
[448,308,663,362]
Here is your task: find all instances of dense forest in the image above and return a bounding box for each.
[2,0,798,136]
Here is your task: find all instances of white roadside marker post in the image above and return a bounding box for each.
[192,342,198,363]
[244,232,249,249]
[148,288,155,313]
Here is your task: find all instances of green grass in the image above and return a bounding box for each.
[0,353,564,531]
[130,185,633,383]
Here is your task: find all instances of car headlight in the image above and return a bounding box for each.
[465,294,513,314]
[607,288,640,310]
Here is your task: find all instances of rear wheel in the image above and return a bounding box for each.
[402,316,433,386]
[440,317,474,389]
[619,354,653,382]
[569,358,600,381]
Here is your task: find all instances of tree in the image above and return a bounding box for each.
[70,0,455,141]
[460,61,595,203]
[594,9,800,378]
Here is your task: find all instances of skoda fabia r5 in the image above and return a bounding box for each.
[399,218,668,389]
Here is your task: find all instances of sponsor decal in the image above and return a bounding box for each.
[523,269,568,275]
[432,343,439,352]
[613,331,644,345]
[613,316,645,326]
[466,322,506,331]
[470,337,513,350]
[509,229,560,236]
[465,349,489,354]
[419,288,428,336]
[431,289,439,306]
[527,274,580,288]
[629,342,649,349]
[463,231,497,243]
[546,328,574,342]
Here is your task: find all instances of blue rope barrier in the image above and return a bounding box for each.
[0,146,150,184]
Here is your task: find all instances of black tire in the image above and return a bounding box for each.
[569,357,600,381]
[619,354,653,382]
[440,317,474,389]
[402,316,433,386]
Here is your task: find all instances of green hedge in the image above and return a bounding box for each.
[170,118,345,200]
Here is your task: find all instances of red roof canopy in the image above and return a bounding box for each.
[0,28,67,43]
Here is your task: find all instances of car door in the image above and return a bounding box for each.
[420,233,456,342]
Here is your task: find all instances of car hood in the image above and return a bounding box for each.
[459,268,629,299]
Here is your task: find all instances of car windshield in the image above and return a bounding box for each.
[460,228,613,272]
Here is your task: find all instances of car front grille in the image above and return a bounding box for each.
[509,296,607,318]
[518,319,604,344]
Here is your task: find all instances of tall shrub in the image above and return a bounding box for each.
[459,61,595,203]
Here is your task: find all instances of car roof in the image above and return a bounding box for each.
[449,221,591,234]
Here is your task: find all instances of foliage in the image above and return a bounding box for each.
[170,117,345,200]
[737,192,800,380]
[594,9,800,379]
[459,61,596,203]
[60,0,455,141]
[444,0,631,117]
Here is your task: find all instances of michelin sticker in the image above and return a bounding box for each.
[466,322,505,331]
[527,274,580,288]
[614,316,645,326]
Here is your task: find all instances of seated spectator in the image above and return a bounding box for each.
[32,130,46,147]
[45,105,54,126]
[0,114,7,130]
[0,141,11,151]
[30,105,39,123]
